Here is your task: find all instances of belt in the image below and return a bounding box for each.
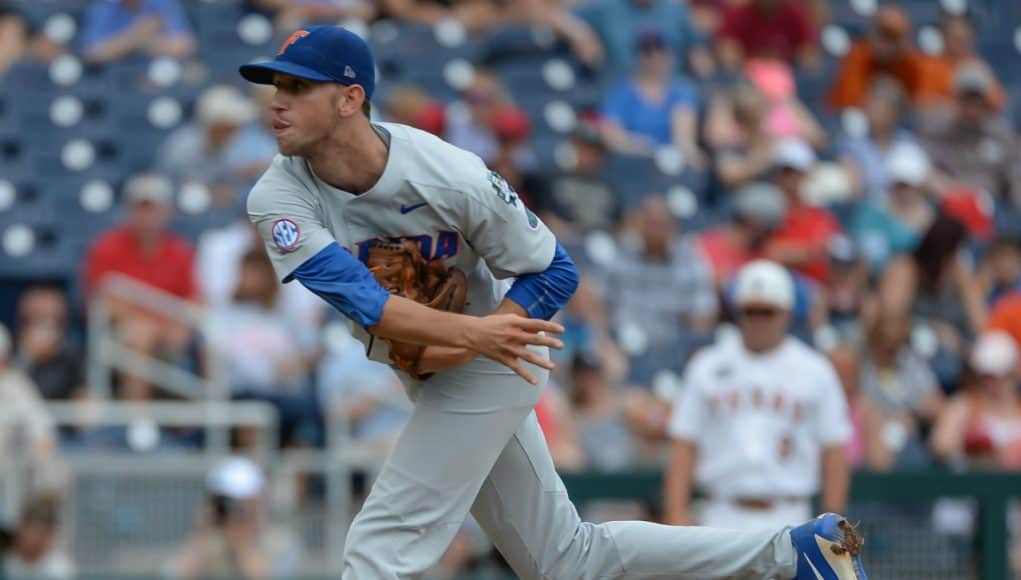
[725,496,808,511]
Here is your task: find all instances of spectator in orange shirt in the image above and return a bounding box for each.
[764,138,841,284]
[827,6,928,110]
[919,12,1005,110]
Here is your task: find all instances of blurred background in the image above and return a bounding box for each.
[1,0,1021,578]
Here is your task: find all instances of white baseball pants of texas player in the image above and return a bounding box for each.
[341,351,799,579]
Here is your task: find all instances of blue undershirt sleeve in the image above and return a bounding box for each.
[505,242,580,320]
[289,243,390,328]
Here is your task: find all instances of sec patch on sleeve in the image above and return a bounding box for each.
[272,218,301,252]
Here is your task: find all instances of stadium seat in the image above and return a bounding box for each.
[0,210,74,279]
[600,154,680,208]
[4,61,52,92]
[480,24,562,66]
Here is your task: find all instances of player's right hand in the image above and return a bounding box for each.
[465,314,564,385]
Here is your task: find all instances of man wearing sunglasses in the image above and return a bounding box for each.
[666,260,853,539]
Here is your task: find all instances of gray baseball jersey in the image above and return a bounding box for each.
[247,122,556,366]
[247,122,800,579]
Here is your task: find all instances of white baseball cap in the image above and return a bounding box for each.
[970,331,1018,377]
[733,182,787,227]
[733,259,794,310]
[772,138,817,172]
[207,456,265,500]
[123,173,173,205]
[196,85,257,127]
[886,141,931,187]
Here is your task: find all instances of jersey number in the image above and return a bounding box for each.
[354,231,459,262]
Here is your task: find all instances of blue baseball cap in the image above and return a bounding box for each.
[239,26,375,99]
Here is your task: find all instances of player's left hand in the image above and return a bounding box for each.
[464,314,564,385]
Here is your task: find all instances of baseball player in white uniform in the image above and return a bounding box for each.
[239,25,869,580]
[665,260,853,532]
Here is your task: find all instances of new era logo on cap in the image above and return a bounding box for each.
[344,65,356,79]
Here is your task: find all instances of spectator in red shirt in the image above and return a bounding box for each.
[696,181,787,289]
[83,173,197,400]
[765,138,841,284]
[718,0,819,71]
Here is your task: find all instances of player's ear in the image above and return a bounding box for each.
[336,84,367,119]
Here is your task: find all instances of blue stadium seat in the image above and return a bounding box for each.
[481,25,562,65]
[396,68,460,103]
[172,209,241,243]
[371,22,483,84]
[0,211,74,280]
[600,154,677,208]
[1008,90,1021,132]
[4,61,52,92]
[0,128,24,165]
[530,135,564,173]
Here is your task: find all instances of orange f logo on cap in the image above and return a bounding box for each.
[278,30,310,55]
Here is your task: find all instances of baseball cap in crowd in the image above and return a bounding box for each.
[732,182,787,228]
[196,85,257,127]
[885,141,931,188]
[772,138,816,172]
[207,456,265,500]
[733,260,794,310]
[123,173,173,205]
[970,331,1018,377]
[941,186,994,240]
[954,62,994,99]
[491,107,531,142]
[239,26,375,100]
[636,29,667,53]
[800,163,855,206]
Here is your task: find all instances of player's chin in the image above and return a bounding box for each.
[276,139,300,157]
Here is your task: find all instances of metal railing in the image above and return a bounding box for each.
[86,272,227,402]
[46,400,279,459]
[0,398,399,577]
[0,400,280,523]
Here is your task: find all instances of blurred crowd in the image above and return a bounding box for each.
[2,0,1021,577]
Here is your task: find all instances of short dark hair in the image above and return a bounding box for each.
[362,99,371,118]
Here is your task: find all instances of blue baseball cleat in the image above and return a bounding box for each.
[791,513,868,579]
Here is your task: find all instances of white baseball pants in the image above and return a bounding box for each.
[700,499,813,532]
[341,354,798,579]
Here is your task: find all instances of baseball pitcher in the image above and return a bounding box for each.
[240,25,868,580]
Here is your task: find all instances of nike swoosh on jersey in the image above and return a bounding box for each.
[804,553,827,580]
[400,202,429,214]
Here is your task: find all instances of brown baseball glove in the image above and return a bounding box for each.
[365,239,468,379]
